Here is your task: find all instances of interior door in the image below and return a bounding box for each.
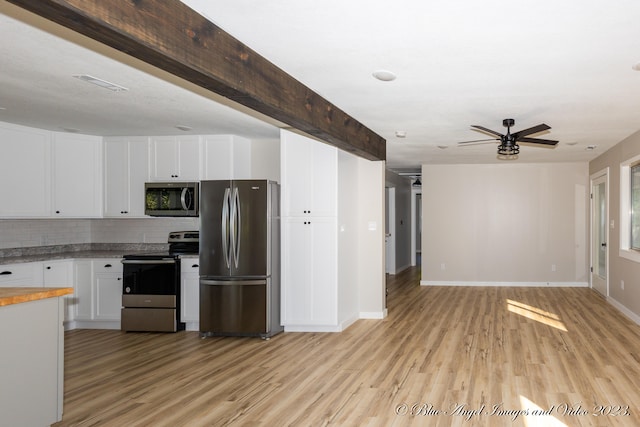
[591,174,608,296]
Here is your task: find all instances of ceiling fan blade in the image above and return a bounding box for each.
[512,123,551,139]
[517,137,558,146]
[458,138,499,146]
[471,125,503,137]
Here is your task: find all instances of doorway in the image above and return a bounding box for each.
[385,187,396,274]
[591,170,609,297]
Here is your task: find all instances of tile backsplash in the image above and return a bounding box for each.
[0,218,199,249]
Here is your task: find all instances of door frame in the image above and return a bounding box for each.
[590,168,609,296]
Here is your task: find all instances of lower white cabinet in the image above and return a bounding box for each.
[281,217,337,328]
[43,260,75,324]
[0,262,43,287]
[73,258,123,329]
[180,258,200,328]
[93,259,123,321]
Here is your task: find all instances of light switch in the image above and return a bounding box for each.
[368,221,377,231]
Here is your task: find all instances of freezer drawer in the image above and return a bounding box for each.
[199,279,268,337]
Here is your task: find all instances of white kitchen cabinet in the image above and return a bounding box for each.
[104,136,149,217]
[93,259,123,321]
[74,260,93,322]
[52,132,102,217]
[201,135,251,179]
[180,257,200,328]
[280,130,343,331]
[281,129,337,217]
[0,122,51,217]
[0,262,43,287]
[43,260,75,323]
[281,217,337,326]
[150,135,201,181]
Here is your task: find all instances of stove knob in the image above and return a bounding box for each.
[125,287,131,293]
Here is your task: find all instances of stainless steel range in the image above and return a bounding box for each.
[120,231,198,332]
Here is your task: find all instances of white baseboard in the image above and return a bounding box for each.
[284,324,343,333]
[607,297,640,326]
[360,309,387,319]
[72,320,120,330]
[421,280,589,287]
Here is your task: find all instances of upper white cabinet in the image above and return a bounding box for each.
[52,132,102,217]
[201,135,251,180]
[104,137,149,217]
[281,130,337,217]
[150,135,201,181]
[0,122,51,217]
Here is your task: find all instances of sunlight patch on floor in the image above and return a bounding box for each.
[507,299,568,331]
[520,396,567,427]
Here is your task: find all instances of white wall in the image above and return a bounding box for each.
[590,129,640,323]
[421,162,589,285]
[338,150,359,327]
[358,160,386,318]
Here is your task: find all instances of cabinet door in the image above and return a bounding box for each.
[150,136,200,181]
[93,260,122,321]
[176,136,201,180]
[0,123,51,217]
[281,217,337,325]
[180,259,200,323]
[104,138,129,216]
[74,261,93,320]
[52,133,102,217]
[281,129,337,217]
[150,136,177,180]
[104,137,149,217]
[43,260,74,323]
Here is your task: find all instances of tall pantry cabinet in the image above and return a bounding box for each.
[280,129,340,331]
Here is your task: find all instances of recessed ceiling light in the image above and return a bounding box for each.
[586,145,598,150]
[565,141,578,146]
[175,125,193,132]
[73,74,129,92]
[437,145,448,149]
[395,130,407,138]
[60,127,80,133]
[372,70,397,81]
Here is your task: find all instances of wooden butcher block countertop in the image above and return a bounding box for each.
[0,287,73,307]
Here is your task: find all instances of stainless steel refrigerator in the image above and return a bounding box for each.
[199,179,282,338]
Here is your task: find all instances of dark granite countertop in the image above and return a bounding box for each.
[0,243,168,265]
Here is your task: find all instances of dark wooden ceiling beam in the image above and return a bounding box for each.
[6,0,386,161]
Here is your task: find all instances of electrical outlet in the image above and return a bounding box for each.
[621,280,625,290]
[440,263,446,270]
[551,264,556,272]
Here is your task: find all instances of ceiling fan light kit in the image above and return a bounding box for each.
[458,118,558,160]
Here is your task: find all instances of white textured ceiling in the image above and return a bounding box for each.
[3,0,640,172]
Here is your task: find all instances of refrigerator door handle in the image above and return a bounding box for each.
[200,279,266,286]
[221,187,231,269]
[232,186,241,269]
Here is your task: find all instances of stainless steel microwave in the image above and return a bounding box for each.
[145,182,199,217]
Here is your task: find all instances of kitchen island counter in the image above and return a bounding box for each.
[0,287,70,426]
[0,286,73,306]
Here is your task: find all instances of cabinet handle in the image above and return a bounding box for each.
[192,264,199,268]
[56,210,61,214]
[104,264,112,268]
[46,266,51,270]
[0,271,12,275]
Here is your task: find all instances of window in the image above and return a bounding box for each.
[620,155,640,262]
[631,162,640,250]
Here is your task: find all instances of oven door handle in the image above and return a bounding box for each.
[121,259,177,265]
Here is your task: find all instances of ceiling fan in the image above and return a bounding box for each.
[458,118,558,159]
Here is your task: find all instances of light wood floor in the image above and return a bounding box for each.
[53,268,640,426]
